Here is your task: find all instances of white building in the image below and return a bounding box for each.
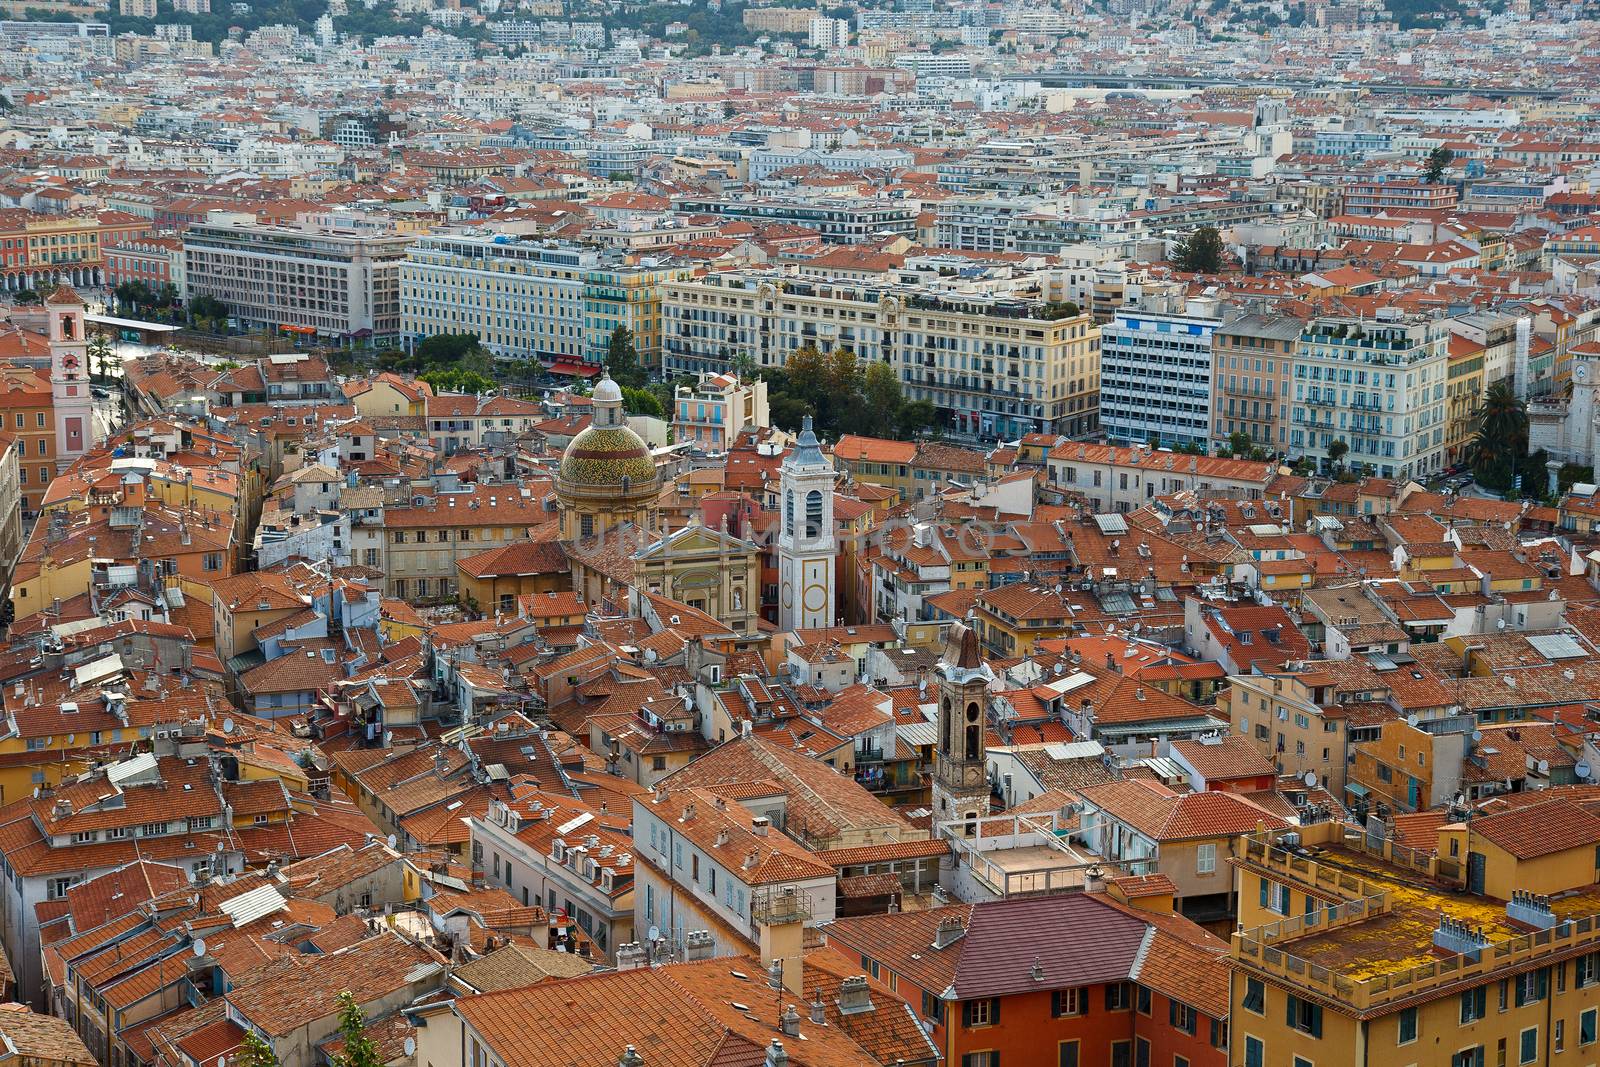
[807,14,849,48]
[1099,288,1222,449]
[182,213,411,344]
[1289,311,1450,480]
[777,416,837,631]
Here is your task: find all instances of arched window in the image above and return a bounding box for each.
[942,697,954,753]
[964,701,981,761]
[805,489,823,539]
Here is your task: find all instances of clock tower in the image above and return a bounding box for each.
[933,620,994,834]
[46,285,92,472]
[777,415,836,631]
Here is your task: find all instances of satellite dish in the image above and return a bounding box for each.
[386,833,397,848]
[403,1039,416,1058]
[1405,714,1419,726]
[1471,730,1483,742]
[1578,761,1592,779]
[222,717,234,734]
[1302,771,1318,788]
[65,735,74,745]
[647,925,660,942]
[193,939,206,957]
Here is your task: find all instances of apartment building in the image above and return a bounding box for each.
[1099,290,1222,449]
[380,484,550,602]
[668,196,919,244]
[1210,310,1302,453]
[1343,180,1460,215]
[0,363,56,517]
[1288,311,1450,480]
[400,235,691,369]
[662,271,1100,439]
[670,372,769,451]
[1234,812,1600,1067]
[182,213,411,344]
[103,234,184,292]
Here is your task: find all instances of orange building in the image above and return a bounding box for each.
[0,362,54,516]
[825,889,1229,1067]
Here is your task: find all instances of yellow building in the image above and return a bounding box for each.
[1233,811,1600,1067]
[344,373,432,417]
[1446,338,1488,464]
[1221,666,1350,795]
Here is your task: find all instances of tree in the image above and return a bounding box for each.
[607,325,646,389]
[188,294,228,328]
[862,362,902,421]
[1466,379,1529,493]
[414,332,481,366]
[621,385,663,417]
[1171,226,1224,274]
[331,992,382,1067]
[13,288,38,305]
[1424,145,1455,184]
[236,1031,279,1067]
[87,333,114,382]
[1227,430,1253,458]
[1327,439,1350,472]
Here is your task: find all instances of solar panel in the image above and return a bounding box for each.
[220,885,288,929]
[1093,514,1129,534]
[1527,634,1587,660]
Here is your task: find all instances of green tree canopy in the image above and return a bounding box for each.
[420,367,496,394]
[1424,145,1456,184]
[331,993,382,1067]
[1171,226,1225,274]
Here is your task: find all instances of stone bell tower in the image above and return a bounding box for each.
[932,620,994,834]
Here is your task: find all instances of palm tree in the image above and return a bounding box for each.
[1468,380,1528,492]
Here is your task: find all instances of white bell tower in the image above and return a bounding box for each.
[777,416,836,631]
[46,284,93,471]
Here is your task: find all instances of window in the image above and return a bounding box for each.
[921,992,945,1024]
[1169,1001,1197,1036]
[1398,1006,1418,1045]
[960,1055,997,1067]
[1105,983,1132,1011]
[1134,1038,1149,1067]
[961,999,998,1028]
[203,552,222,571]
[1555,1019,1565,1054]
[1514,969,1547,1007]
[1520,1027,1537,1065]
[1582,954,1600,988]
[1051,989,1084,1018]
[1196,843,1216,874]
[1452,1048,1484,1067]
[1244,1037,1264,1067]
[1286,994,1322,1037]
[1110,1042,1131,1067]
[1293,1060,1313,1067]
[1581,1008,1597,1046]
[1137,986,1151,1015]
[1057,1042,1078,1067]
[1174,1058,1188,1067]
[1243,978,1265,1014]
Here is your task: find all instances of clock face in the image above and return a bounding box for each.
[1578,363,1590,384]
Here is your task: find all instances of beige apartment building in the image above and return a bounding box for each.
[662,271,1101,439]
[1210,310,1302,454]
[380,486,550,603]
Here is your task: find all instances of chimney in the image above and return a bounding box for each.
[809,998,826,1025]
[779,1005,801,1037]
[615,942,648,971]
[1106,653,1118,673]
[764,1041,788,1067]
[751,816,770,837]
[837,976,872,1015]
[619,1047,645,1067]
[932,915,965,950]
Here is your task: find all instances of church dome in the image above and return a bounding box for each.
[558,424,657,489]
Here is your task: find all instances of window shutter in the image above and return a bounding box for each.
[1260,877,1269,908]
[962,1001,972,1028]
[1051,991,1061,1017]
[1310,1004,1323,1039]
[990,998,1001,1025]
[1169,1000,1177,1026]
[1286,994,1297,1028]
